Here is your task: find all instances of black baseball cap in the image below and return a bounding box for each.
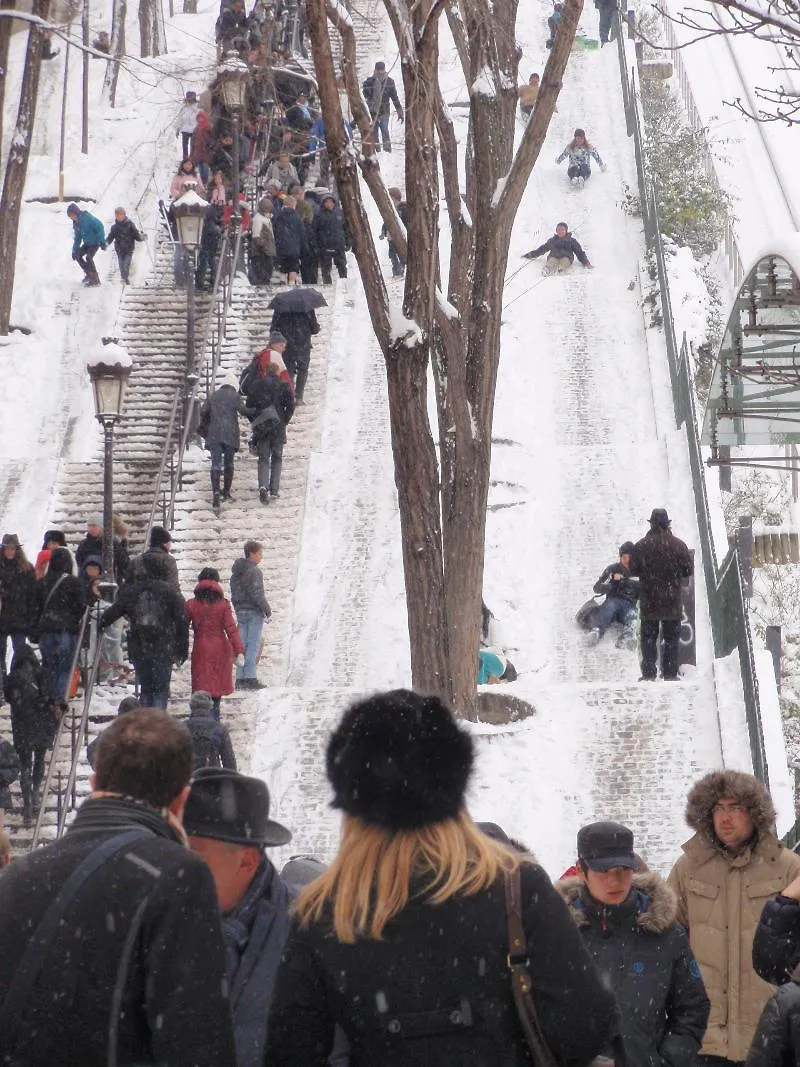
[577,821,636,871]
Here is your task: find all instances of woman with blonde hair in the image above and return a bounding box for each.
[266,689,618,1066]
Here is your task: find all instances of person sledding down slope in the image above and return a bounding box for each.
[556,127,607,187]
[523,221,593,274]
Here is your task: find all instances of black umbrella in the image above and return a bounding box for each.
[267,287,328,312]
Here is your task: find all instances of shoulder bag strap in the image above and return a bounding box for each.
[38,573,67,620]
[0,829,152,1043]
[504,868,560,1067]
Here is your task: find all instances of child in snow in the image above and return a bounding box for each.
[175,90,200,159]
[556,128,606,187]
[67,203,106,286]
[523,222,593,273]
[546,2,563,47]
[105,207,145,285]
[379,186,408,278]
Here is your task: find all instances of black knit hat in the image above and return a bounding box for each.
[183,768,292,847]
[619,541,635,556]
[326,689,474,831]
[149,525,172,548]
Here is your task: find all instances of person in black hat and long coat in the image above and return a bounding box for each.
[555,821,709,1067]
[630,508,693,681]
[266,689,619,1067]
[0,709,237,1066]
[184,768,295,1067]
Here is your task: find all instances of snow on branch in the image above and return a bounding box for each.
[470,66,496,99]
[435,288,461,321]
[390,304,424,348]
[491,174,508,209]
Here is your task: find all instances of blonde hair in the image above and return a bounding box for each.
[295,810,523,942]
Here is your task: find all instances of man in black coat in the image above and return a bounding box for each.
[184,769,294,1067]
[242,338,295,503]
[272,198,306,284]
[200,371,243,510]
[362,60,404,152]
[523,221,593,272]
[75,514,130,586]
[0,533,36,696]
[555,821,710,1067]
[270,308,320,402]
[129,524,181,593]
[99,550,189,709]
[0,708,237,1067]
[592,540,639,646]
[630,508,693,681]
[312,195,349,286]
[752,870,800,985]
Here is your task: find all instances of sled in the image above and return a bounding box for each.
[575,597,602,631]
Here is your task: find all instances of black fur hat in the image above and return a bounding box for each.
[326,689,474,831]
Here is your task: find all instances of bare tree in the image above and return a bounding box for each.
[659,0,800,123]
[0,0,49,335]
[0,0,17,159]
[138,0,152,56]
[103,0,126,104]
[307,0,581,717]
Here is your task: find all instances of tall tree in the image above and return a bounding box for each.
[0,0,17,160]
[0,0,49,335]
[306,0,582,717]
[103,0,127,105]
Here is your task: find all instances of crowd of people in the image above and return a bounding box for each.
[1,692,800,1067]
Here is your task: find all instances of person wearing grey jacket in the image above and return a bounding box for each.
[186,690,237,770]
[230,541,271,690]
[200,371,243,511]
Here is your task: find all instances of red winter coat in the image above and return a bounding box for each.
[185,580,244,697]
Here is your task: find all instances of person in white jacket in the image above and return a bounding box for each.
[176,91,200,159]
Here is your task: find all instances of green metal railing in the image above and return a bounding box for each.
[615,20,767,788]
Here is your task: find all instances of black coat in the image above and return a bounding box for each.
[0,738,20,788]
[747,973,800,1067]
[105,216,144,255]
[75,532,130,585]
[0,556,36,635]
[6,644,55,752]
[100,576,189,664]
[201,383,242,451]
[266,861,619,1067]
[273,209,306,260]
[629,528,693,620]
[270,310,320,370]
[129,546,182,594]
[0,796,237,1066]
[362,73,403,119]
[555,874,710,1067]
[525,233,589,265]
[243,372,295,445]
[593,562,639,605]
[188,708,237,769]
[753,895,800,985]
[312,206,347,253]
[35,569,86,635]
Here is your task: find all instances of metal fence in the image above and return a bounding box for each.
[615,22,768,787]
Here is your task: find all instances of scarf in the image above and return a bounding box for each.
[222,856,274,984]
[256,349,273,379]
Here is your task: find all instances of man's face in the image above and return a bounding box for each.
[251,549,264,565]
[115,210,125,222]
[713,797,755,849]
[87,524,102,538]
[556,225,568,238]
[619,553,631,568]
[188,836,260,913]
[579,865,633,906]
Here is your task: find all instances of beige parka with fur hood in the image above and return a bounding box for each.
[667,770,800,1061]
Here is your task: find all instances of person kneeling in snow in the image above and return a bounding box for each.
[591,541,639,646]
[523,222,592,274]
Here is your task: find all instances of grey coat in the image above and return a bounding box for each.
[187,708,237,770]
[202,383,242,451]
[230,557,270,618]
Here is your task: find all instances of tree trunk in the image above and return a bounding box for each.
[0,0,17,161]
[152,0,166,55]
[139,0,152,57]
[103,0,126,105]
[0,0,49,334]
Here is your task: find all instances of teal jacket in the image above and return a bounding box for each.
[71,210,106,254]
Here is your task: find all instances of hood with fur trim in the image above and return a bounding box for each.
[555,872,679,934]
[685,769,776,842]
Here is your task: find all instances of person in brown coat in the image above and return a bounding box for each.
[629,507,693,680]
[667,770,800,1067]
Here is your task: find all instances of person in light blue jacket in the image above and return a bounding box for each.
[555,127,607,187]
[66,203,105,286]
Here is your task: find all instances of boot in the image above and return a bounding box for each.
[21,769,33,825]
[211,469,221,511]
[222,464,234,502]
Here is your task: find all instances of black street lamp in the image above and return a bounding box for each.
[173,187,209,380]
[218,53,250,239]
[87,340,132,598]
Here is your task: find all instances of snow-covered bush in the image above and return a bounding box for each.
[723,469,789,534]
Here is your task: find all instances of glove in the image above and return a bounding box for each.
[554,156,560,164]
[235,654,245,667]
[100,242,107,251]
[522,251,535,259]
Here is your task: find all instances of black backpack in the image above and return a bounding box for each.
[134,587,167,643]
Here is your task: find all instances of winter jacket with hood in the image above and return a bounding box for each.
[6,643,55,752]
[243,370,295,446]
[312,199,348,253]
[270,310,320,366]
[753,893,800,987]
[0,553,36,635]
[187,704,237,770]
[71,209,105,255]
[129,545,181,594]
[0,795,237,1066]
[629,526,693,620]
[667,770,800,1062]
[273,207,306,261]
[230,556,271,618]
[35,548,86,635]
[554,873,709,1067]
[100,560,189,666]
[266,861,619,1067]
[185,579,244,697]
[593,562,639,605]
[525,232,589,265]
[105,216,144,257]
[200,379,242,452]
[75,531,130,585]
[746,965,800,1067]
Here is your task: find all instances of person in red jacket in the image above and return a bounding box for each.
[185,567,244,719]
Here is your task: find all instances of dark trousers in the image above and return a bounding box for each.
[598,4,615,42]
[0,632,27,695]
[196,247,217,290]
[39,632,78,702]
[257,435,284,494]
[388,241,405,277]
[371,113,391,151]
[640,618,682,679]
[208,441,235,473]
[300,247,319,285]
[249,249,273,286]
[320,248,347,281]
[135,654,173,709]
[568,161,591,179]
[116,249,133,283]
[181,131,192,157]
[76,244,100,280]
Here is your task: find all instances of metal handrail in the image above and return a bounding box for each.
[30,606,92,849]
[56,631,104,838]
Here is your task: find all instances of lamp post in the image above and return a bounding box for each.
[87,340,132,599]
[173,187,209,381]
[218,53,250,240]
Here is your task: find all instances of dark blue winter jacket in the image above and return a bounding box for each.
[753,895,800,986]
[525,232,588,265]
[273,209,306,260]
[71,210,106,254]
